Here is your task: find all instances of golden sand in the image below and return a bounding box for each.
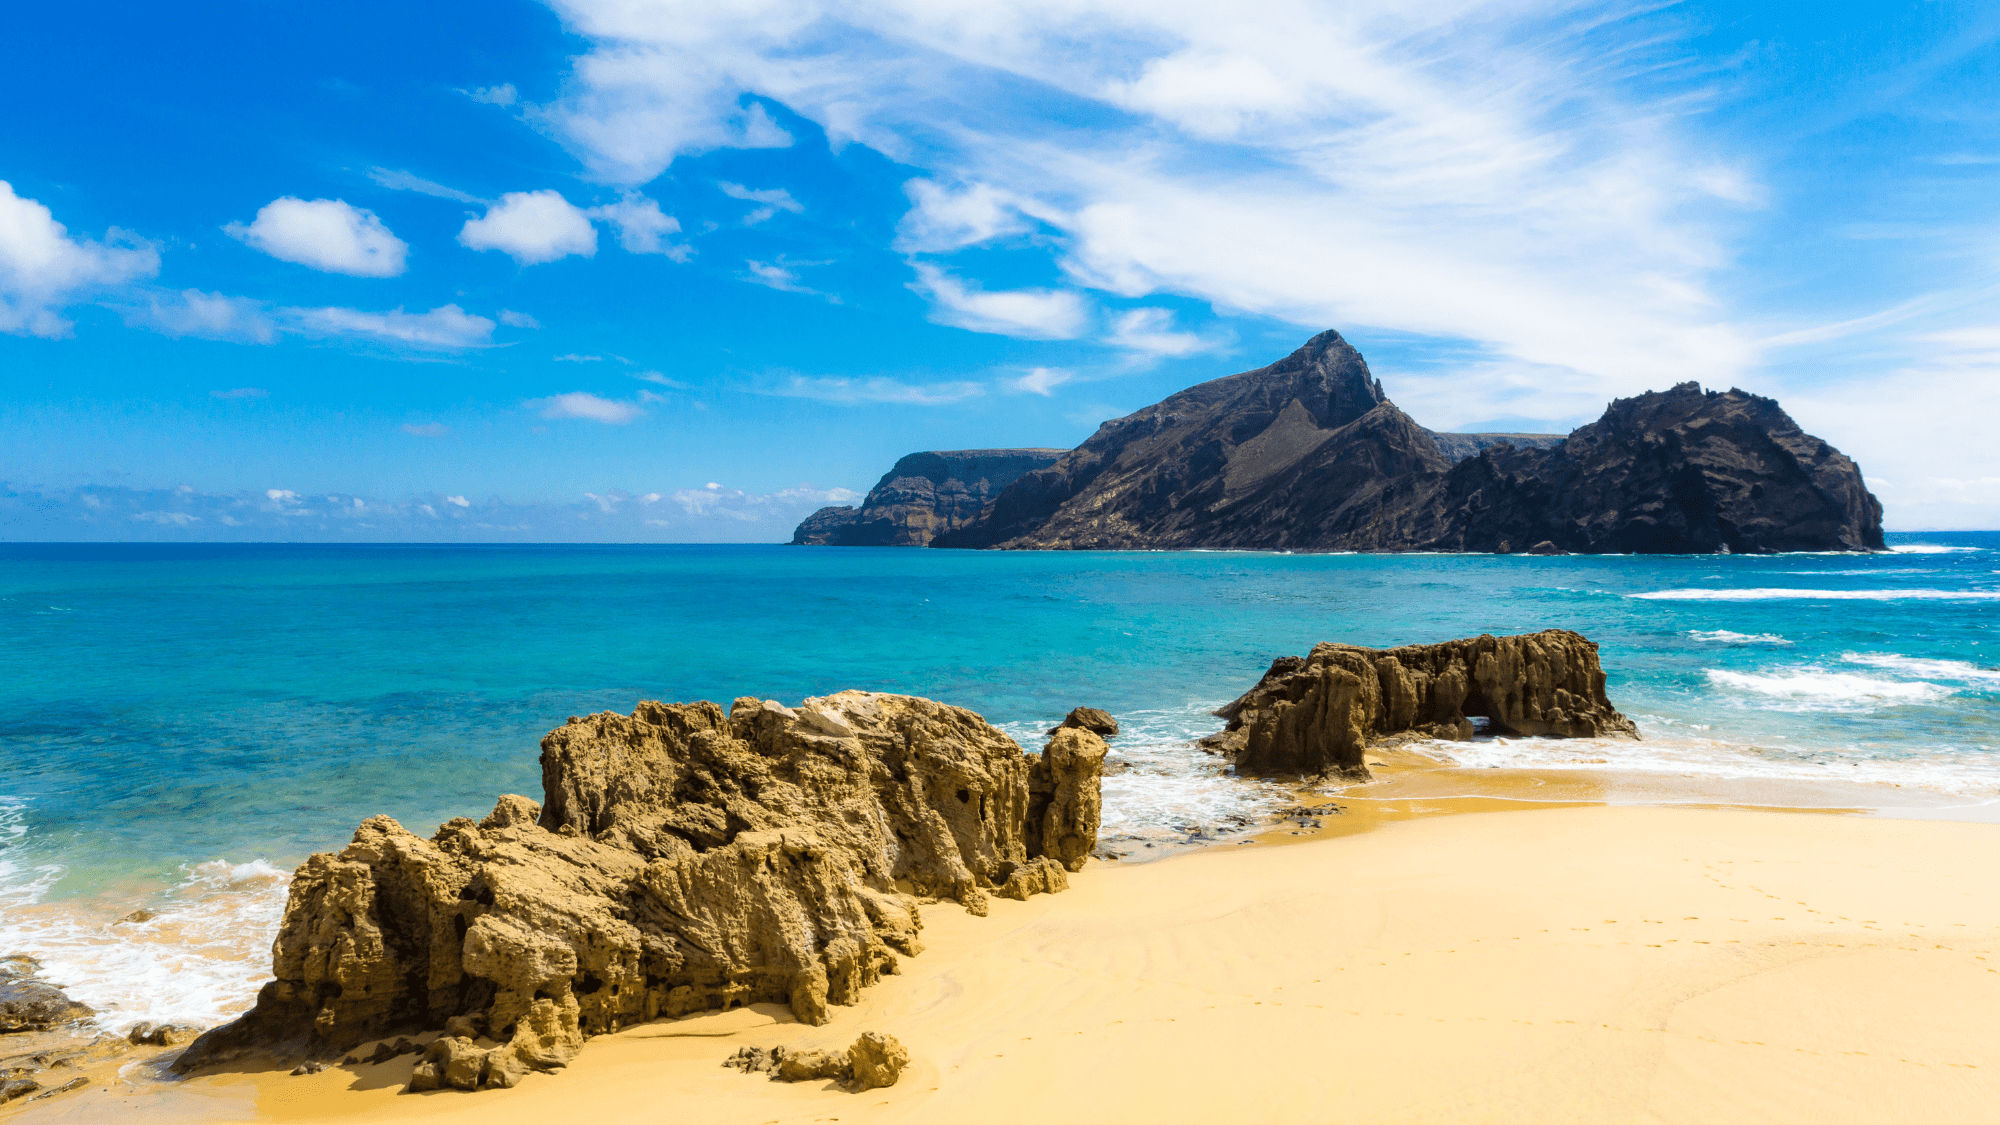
[32,802,1998,1125]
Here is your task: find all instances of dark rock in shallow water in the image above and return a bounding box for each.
[1204,630,1638,777]
[0,959,93,1033]
[792,448,1067,546]
[174,692,1105,1090]
[904,330,1880,554]
[1048,706,1119,738]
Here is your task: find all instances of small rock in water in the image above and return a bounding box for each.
[117,909,159,924]
[1048,707,1119,738]
[126,1023,202,1047]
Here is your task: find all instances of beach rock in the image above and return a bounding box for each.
[848,1031,908,1091]
[0,960,93,1033]
[175,692,1103,1090]
[117,908,159,924]
[791,449,1067,546]
[995,856,1069,901]
[126,1022,201,1047]
[0,1078,38,1102]
[1028,727,1108,872]
[1211,630,1638,777]
[1048,706,1118,738]
[30,1076,86,1100]
[777,1047,851,1082]
[931,330,1881,554]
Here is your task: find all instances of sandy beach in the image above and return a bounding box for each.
[32,801,1997,1125]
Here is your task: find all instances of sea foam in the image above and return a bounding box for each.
[1687,630,1792,645]
[1704,668,1952,708]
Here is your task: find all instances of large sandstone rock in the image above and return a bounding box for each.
[791,449,1067,546]
[1206,630,1639,777]
[174,691,1106,1089]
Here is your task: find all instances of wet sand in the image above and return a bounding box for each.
[21,799,1999,1125]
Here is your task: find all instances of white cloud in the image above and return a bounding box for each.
[368,168,484,204]
[908,263,1088,339]
[402,422,449,437]
[718,182,802,225]
[1104,308,1214,358]
[131,510,199,525]
[211,387,269,399]
[224,197,407,277]
[530,0,1763,390]
[459,190,598,264]
[895,180,1038,252]
[556,353,603,362]
[288,304,496,348]
[445,494,470,507]
[636,371,687,387]
[527,391,645,423]
[0,180,158,337]
[764,374,985,405]
[498,309,541,328]
[123,290,493,350]
[468,83,519,106]
[742,257,830,296]
[123,289,276,343]
[588,193,690,257]
[1009,367,1071,396]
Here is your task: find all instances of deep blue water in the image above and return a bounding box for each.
[1,535,1995,1027]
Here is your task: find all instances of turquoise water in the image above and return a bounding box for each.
[2,534,1996,1028]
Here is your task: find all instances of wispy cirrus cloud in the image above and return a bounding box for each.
[760,373,986,405]
[525,390,645,423]
[123,290,501,350]
[907,263,1089,339]
[530,0,1765,390]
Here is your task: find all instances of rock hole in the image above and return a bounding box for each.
[955,789,971,804]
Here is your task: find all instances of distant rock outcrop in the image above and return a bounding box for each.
[793,449,1067,546]
[1202,630,1638,777]
[825,330,1881,554]
[173,692,1106,1089]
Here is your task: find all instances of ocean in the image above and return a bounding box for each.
[2,534,1995,1033]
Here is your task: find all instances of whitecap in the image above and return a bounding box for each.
[1842,652,2000,684]
[1890,544,1981,554]
[1704,668,1951,707]
[1633,588,2000,601]
[1687,630,1792,646]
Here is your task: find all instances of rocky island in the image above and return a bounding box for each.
[793,448,1067,546]
[794,330,1883,554]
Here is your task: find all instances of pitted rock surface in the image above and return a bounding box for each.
[1206,630,1638,777]
[173,691,1105,1090]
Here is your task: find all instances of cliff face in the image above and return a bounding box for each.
[1205,630,1638,777]
[1422,383,1886,553]
[173,691,1106,1088]
[923,332,1881,554]
[792,449,1067,546]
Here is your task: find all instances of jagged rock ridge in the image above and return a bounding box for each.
[1204,630,1638,777]
[793,449,1067,546]
[802,330,1880,554]
[173,691,1107,1089]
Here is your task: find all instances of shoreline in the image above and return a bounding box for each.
[18,801,1993,1124]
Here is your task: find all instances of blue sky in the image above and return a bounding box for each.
[4,0,1999,540]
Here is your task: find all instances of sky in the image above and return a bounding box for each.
[4,0,2000,541]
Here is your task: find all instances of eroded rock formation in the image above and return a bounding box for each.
[173,691,1105,1089]
[792,449,1067,546]
[1048,706,1119,738]
[723,1031,909,1091]
[1204,630,1638,777]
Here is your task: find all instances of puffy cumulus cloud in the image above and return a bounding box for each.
[224,197,407,277]
[459,190,598,264]
[121,290,495,350]
[0,180,158,337]
[0,481,861,543]
[761,373,985,404]
[908,263,1088,339]
[530,0,1761,392]
[1104,308,1214,358]
[588,193,690,258]
[526,390,645,423]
